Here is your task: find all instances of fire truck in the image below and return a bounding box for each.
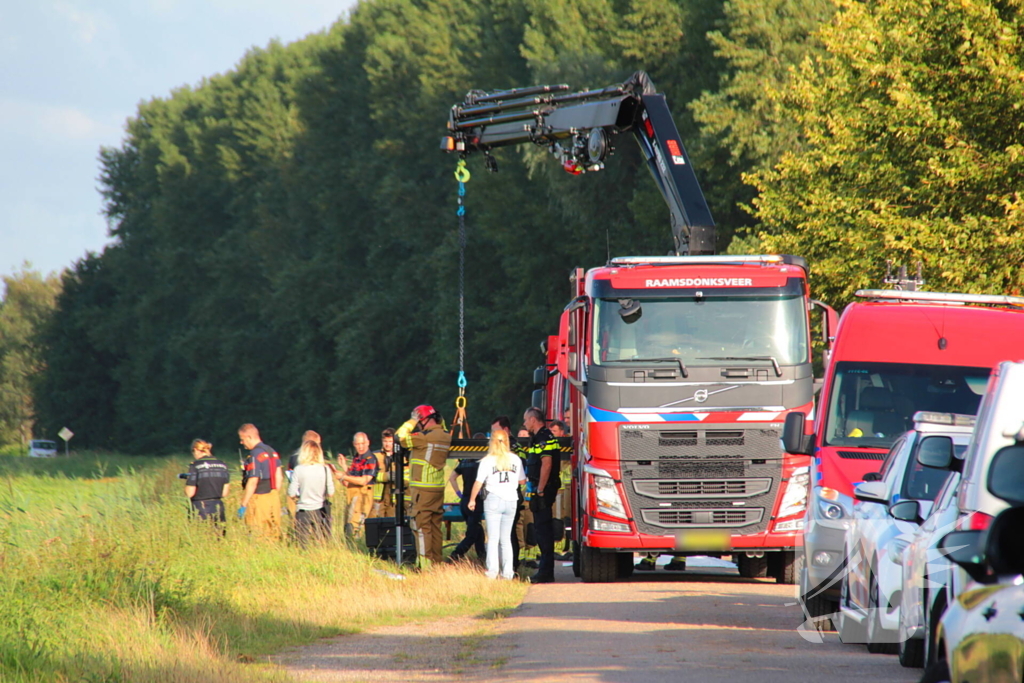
[443,72,834,583]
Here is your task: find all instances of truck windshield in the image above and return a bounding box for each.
[592,295,808,366]
[824,362,989,448]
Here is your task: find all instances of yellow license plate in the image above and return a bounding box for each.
[675,530,731,551]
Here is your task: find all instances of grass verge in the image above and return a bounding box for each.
[0,453,527,682]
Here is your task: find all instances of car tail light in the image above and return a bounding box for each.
[956,511,994,531]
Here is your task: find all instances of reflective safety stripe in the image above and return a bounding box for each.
[409,458,446,488]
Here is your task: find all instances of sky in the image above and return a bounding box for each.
[0,0,355,281]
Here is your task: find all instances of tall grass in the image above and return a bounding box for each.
[0,454,526,682]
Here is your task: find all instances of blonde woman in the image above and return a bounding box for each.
[468,430,526,579]
[287,440,335,546]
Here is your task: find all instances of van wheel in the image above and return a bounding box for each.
[737,554,768,578]
[580,543,617,583]
[925,591,947,667]
[836,573,867,644]
[866,571,898,654]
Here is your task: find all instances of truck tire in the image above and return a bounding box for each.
[617,552,635,579]
[737,554,768,578]
[580,543,618,583]
[571,540,581,578]
[769,550,802,584]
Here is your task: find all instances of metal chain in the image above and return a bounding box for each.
[454,160,470,395]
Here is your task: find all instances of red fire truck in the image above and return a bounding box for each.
[444,72,834,583]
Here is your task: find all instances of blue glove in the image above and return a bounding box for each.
[237,506,247,519]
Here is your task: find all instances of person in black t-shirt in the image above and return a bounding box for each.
[184,439,231,526]
[448,451,487,563]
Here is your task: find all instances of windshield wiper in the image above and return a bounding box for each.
[622,357,688,378]
[698,356,782,377]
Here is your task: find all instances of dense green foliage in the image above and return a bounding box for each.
[0,452,523,682]
[35,0,772,453]
[752,0,1024,303]
[37,0,1024,452]
[0,268,61,445]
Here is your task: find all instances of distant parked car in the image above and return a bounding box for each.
[835,412,970,653]
[28,439,58,457]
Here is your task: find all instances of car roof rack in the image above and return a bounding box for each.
[856,290,1024,307]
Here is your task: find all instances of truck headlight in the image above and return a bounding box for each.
[593,474,628,519]
[777,466,809,519]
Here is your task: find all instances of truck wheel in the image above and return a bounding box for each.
[571,540,581,578]
[616,552,635,579]
[736,554,768,578]
[769,550,802,584]
[580,543,618,583]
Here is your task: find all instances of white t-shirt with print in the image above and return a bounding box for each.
[476,453,525,502]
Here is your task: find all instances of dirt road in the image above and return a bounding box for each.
[282,559,921,683]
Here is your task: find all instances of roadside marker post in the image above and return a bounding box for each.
[58,426,73,457]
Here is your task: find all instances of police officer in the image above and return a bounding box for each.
[522,407,561,583]
[397,405,451,568]
[238,423,284,541]
[184,438,230,527]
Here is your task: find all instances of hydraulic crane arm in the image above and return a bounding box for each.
[441,71,715,255]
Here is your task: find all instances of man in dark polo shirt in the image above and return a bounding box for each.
[238,423,283,541]
[184,438,230,527]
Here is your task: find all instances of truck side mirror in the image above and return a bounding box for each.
[938,529,988,584]
[987,445,1024,506]
[533,366,547,387]
[811,300,839,351]
[783,412,813,455]
[917,435,955,470]
[889,499,923,524]
[531,388,546,413]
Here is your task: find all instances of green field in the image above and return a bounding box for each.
[0,453,526,683]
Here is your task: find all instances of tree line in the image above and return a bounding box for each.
[11,0,1022,453]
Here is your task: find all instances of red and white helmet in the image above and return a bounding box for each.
[412,404,437,422]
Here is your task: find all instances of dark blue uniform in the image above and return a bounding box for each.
[186,456,230,523]
[524,427,561,580]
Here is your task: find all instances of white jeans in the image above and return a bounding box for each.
[484,496,518,579]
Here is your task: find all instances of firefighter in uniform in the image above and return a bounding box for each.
[238,423,284,541]
[522,407,561,583]
[340,432,378,538]
[397,405,451,568]
[371,428,397,518]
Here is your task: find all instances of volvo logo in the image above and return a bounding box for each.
[658,384,741,409]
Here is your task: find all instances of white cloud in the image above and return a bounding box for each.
[0,99,122,144]
[51,1,106,45]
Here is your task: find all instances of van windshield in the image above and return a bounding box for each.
[31,441,56,449]
[824,362,989,448]
[592,295,808,366]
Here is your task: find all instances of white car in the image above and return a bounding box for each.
[903,361,1024,670]
[28,439,58,457]
[835,412,971,653]
[895,469,962,669]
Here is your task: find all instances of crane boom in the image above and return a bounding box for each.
[441,71,715,255]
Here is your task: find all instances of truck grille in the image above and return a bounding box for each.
[633,478,772,499]
[619,426,782,536]
[640,507,764,529]
[837,450,886,460]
